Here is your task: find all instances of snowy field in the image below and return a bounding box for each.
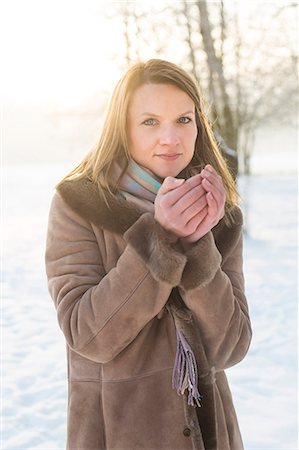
[2,163,298,450]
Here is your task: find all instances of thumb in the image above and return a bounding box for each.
[158,177,185,195]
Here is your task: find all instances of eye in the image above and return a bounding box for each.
[142,118,158,126]
[178,116,192,124]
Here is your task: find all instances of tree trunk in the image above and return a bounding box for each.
[182,1,198,81]
[241,125,254,175]
[122,1,132,65]
[196,0,238,175]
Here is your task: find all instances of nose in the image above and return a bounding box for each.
[159,125,180,146]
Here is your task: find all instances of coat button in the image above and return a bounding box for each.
[183,427,191,437]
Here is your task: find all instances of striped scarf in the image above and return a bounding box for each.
[115,159,161,201]
[116,159,202,408]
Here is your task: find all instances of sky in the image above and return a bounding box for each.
[2,0,125,107]
[2,0,298,166]
[4,0,295,107]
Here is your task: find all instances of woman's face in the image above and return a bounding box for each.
[127,83,198,179]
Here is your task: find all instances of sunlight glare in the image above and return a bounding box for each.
[3,0,124,107]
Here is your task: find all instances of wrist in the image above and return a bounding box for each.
[180,231,207,247]
[180,236,198,248]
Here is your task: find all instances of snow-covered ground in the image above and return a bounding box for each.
[2,163,298,450]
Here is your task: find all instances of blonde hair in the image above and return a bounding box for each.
[61,59,239,216]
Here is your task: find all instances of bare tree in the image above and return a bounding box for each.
[179,0,238,176]
[101,0,298,175]
[180,0,199,81]
[179,0,297,174]
[196,0,235,143]
[233,2,298,173]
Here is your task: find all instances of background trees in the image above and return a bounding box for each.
[109,0,298,175]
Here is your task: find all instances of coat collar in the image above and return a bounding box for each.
[57,177,145,235]
[57,176,243,258]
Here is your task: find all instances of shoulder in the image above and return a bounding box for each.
[56,176,102,222]
[217,205,243,231]
[48,189,93,233]
[212,206,244,259]
[54,176,144,235]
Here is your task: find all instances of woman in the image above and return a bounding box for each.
[45,59,251,450]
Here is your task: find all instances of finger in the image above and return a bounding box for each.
[201,177,226,211]
[204,164,220,177]
[184,205,208,235]
[171,173,202,198]
[201,167,222,190]
[206,190,217,211]
[191,194,217,234]
[159,174,202,207]
[173,184,206,215]
[158,177,185,195]
[201,172,224,203]
[180,193,207,224]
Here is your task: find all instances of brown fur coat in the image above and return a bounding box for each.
[45,176,252,450]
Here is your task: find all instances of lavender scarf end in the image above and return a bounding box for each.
[172,329,202,407]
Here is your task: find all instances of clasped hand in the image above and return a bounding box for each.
[154,165,226,244]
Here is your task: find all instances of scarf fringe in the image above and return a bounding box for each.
[172,329,202,407]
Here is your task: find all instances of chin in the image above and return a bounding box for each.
[154,168,182,179]
[151,158,191,180]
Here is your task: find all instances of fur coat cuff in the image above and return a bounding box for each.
[180,231,222,291]
[124,213,187,286]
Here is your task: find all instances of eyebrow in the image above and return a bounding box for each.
[139,110,195,117]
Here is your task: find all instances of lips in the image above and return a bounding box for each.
[156,153,181,161]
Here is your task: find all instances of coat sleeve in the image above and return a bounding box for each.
[178,208,252,370]
[45,193,186,364]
